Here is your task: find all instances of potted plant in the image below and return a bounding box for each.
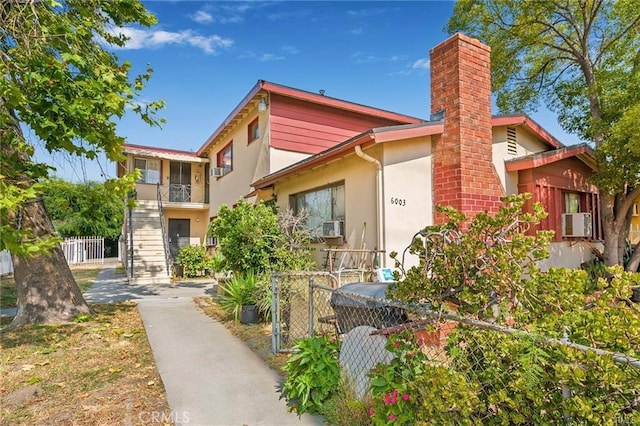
[218,273,259,324]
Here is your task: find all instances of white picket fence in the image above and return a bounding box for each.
[0,236,104,275]
[60,236,104,265]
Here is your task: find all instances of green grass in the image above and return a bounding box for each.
[0,267,102,309]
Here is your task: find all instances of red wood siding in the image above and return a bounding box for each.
[518,157,601,242]
[269,94,414,154]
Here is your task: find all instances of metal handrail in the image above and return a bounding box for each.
[157,183,172,275]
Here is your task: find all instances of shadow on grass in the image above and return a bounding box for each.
[0,302,138,349]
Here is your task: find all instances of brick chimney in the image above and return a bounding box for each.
[430,33,503,223]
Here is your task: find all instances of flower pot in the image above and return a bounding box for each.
[239,304,259,324]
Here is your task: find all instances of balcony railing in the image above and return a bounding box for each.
[151,184,208,205]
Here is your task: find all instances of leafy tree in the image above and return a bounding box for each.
[208,199,314,275]
[447,0,640,270]
[42,178,124,239]
[0,0,162,328]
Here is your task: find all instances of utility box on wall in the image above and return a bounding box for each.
[562,213,592,238]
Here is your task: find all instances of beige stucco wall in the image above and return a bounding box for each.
[380,137,433,269]
[208,111,267,215]
[163,208,209,242]
[272,136,433,271]
[492,125,549,195]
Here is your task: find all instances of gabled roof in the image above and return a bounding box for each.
[252,121,444,190]
[505,143,595,171]
[196,80,423,156]
[492,114,564,149]
[124,144,209,163]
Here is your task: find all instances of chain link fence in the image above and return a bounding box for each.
[271,272,640,422]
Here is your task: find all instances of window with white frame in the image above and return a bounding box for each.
[292,182,345,237]
[134,158,160,184]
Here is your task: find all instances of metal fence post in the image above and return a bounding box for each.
[560,326,574,423]
[308,275,315,337]
[271,274,280,354]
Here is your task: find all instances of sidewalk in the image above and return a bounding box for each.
[86,262,325,426]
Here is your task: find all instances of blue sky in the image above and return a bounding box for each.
[36,0,579,182]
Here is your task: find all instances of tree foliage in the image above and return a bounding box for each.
[447,0,640,269]
[208,199,314,275]
[1,0,163,255]
[0,0,163,327]
[41,178,124,239]
[386,195,640,423]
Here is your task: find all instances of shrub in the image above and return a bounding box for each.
[281,335,341,416]
[176,245,214,278]
[218,273,258,321]
[368,329,429,425]
[208,200,314,275]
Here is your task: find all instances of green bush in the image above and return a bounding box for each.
[281,335,341,416]
[176,245,214,278]
[208,199,314,275]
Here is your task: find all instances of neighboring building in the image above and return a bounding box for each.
[121,33,603,282]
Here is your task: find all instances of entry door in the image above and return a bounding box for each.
[170,162,191,202]
[168,219,190,257]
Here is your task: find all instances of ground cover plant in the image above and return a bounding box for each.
[0,303,171,425]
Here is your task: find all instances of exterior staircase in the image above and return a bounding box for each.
[125,200,171,284]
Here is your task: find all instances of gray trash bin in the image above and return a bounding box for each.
[329,282,408,334]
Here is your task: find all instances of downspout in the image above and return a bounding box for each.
[354,145,384,268]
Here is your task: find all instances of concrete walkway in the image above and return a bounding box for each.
[79,260,326,425]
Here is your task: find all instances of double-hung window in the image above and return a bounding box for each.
[134,158,160,184]
[292,182,345,237]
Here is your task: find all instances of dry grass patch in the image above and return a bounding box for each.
[1,267,102,309]
[194,296,289,375]
[0,303,172,425]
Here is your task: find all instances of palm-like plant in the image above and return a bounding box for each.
[218,273,258,321]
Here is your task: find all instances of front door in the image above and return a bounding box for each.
[170,162,191,202]
[168,219,190,258]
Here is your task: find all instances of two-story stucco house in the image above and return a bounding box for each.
[119,33,602,284]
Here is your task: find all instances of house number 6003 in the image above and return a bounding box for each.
[390,197,406,206]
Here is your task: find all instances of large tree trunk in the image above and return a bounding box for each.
[7,198,93,330]
[1,96,92,330]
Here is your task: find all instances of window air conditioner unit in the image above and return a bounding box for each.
[211,167,228,177]
[322,221,343,238]
[562,213,592,238]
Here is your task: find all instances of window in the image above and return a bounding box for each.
[564,192,582,213]
[248,118,259,143]
[134,158,160,184]
[292,182,345,237]
[217,141,233,173]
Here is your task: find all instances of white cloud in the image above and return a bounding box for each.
[259,53,284,62]
[350,27,363,35]
[192,10,213,24]
[282,45,299,55]
[411,58,430,70]
[109,26,233,54]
